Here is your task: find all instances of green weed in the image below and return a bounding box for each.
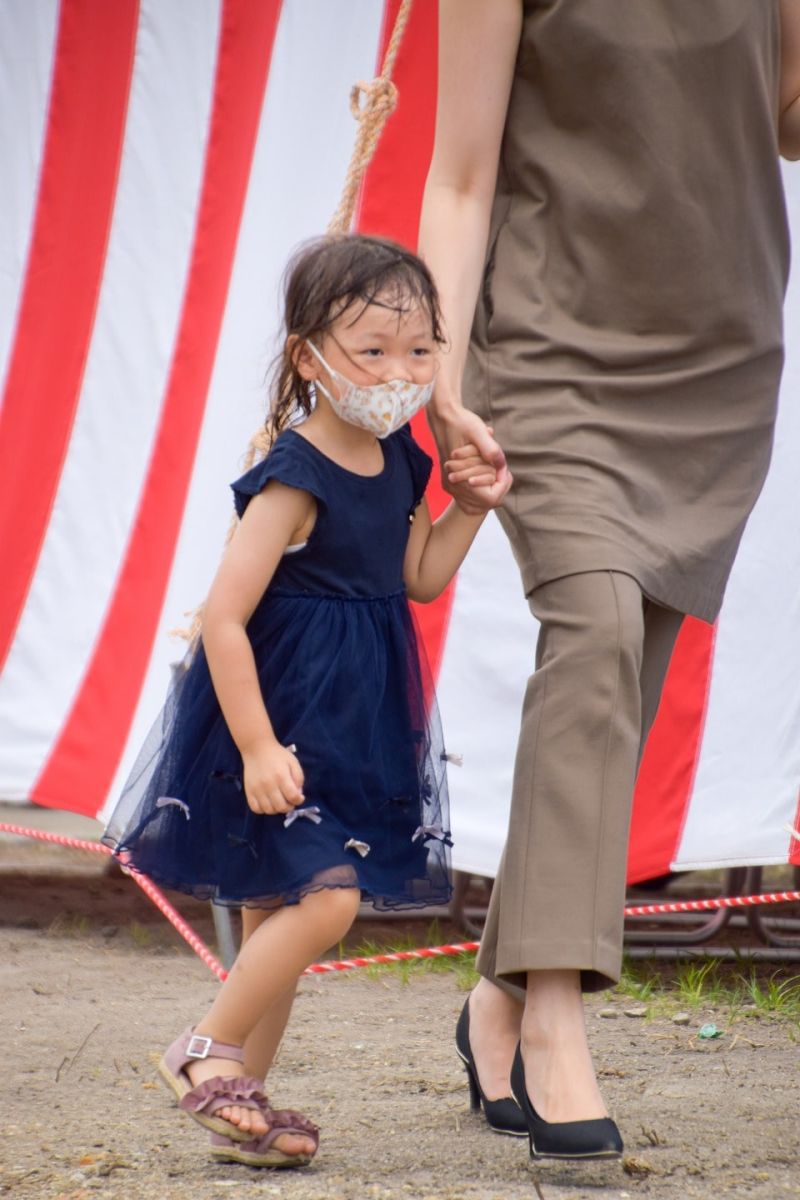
[743,970,800,1019]
[128,920,152,947]
[342,923,479,987]
[674,959,725,1007]
[47,912,90,937]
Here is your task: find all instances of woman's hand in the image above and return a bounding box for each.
[241,740,305,816]
[428,402,513,514]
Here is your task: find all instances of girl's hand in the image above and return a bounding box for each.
[241,740,305,816]
[445,441,498,488]
[428,403,512,515]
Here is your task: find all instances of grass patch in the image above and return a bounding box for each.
[334,926,800,1024]
[744,970,800,1018]
[613,956,800,1024]
[47,912,90,937]
[128,920,153,948]
[342,921,479,989]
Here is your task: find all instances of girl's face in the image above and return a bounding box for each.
[316,295,438,393]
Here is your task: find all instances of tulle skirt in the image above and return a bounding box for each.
[102,588,452,910]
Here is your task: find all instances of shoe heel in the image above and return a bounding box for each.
[464,1060,481,1112]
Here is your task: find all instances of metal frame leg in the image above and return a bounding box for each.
[623,867,748,945]
[744,866,800,948]
[449,870,493,938]
[211,903,239,969]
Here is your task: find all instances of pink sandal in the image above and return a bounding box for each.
[209,1107,320,1168]
[158,1026,270,1142]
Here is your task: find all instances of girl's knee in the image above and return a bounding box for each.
[304,884,361,936]
[241,904,279,940]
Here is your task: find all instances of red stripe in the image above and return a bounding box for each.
[789,788,800,867]
[32,0,283,816]
[627,618,717,884]
[355,0,452,677]
[0,0,139,673]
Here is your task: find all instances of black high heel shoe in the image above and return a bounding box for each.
[455,1000,527,1137]
[510,1043,623,1160]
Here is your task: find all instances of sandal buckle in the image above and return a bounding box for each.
[186,1034,213,1060]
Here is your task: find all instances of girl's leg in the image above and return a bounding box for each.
[238,907,298,1080]
[471,572,683,1121]
[185,885,361,1147]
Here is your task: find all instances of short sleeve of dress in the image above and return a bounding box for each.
[230,433,327,519]
[393,423,433,510]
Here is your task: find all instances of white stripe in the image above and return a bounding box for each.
[104,0,386,816]
[0,0,221,799]
[0,0,60,400]
[438,515,534,879]
[673,166,800,871]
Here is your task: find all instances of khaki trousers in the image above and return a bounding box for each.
[475,571,684,994]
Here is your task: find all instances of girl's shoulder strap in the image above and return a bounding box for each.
[230,430,328,518]
[390,423,433,510]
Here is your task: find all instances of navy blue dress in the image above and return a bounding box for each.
[103,425,452,910]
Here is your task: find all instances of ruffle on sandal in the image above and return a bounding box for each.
[179,1074,269,1122]
[158,1026,269,1142]
[209,1108,320,1169]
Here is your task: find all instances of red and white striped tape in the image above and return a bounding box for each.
[3,822,800,982]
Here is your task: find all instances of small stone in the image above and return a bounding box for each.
[624,1006,648,1018]
[598,1007,619,1019]
[672,1012,691,1025]
[101,925,119,939]
[623,1155,654,1177]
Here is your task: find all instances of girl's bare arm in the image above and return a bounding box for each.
[780,0,800,158]
[202,483,315,812]
[403,498,485,604]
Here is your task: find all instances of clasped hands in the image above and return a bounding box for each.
[435,409,513,515]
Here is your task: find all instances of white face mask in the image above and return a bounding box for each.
[307,341,434,438]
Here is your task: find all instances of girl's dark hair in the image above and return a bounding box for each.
[269,234,445,435]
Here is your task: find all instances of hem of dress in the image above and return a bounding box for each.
[107,848,452,913]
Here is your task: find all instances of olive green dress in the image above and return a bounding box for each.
[466,0,789,621]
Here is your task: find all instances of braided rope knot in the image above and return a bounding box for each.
[346,77,398,175]
[327,74,401,236]
[350,76,398,123]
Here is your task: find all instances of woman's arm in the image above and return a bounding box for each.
[780,0,800,158]
[403,497,485,604]
[418,0,522,508]
[202,483,314,814]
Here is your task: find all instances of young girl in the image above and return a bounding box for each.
[103,234,508,1169]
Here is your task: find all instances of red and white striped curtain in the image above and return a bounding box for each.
[2,0,799,883]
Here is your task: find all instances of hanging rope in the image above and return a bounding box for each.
[327,0,413,235]
[175,0,414,645]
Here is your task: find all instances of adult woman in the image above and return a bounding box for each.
[418,0,800,1160]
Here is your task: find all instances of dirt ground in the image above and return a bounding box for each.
[3,838,800,1200]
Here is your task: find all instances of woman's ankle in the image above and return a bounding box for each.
[471,976,524,1023]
